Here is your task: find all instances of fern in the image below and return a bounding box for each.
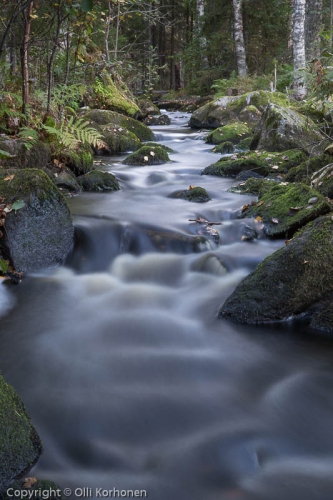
[0,149,13,159]
[18,127,39,150]
[43,117,103,151]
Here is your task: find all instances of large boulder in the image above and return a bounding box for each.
[77,170,120,192]
[240,182,330,238]
[0,375,42,492]
[0,138,51,170]
[220,216,333,327]
[84,109,154,142]
[251,103,326,154]
[122,145,170,165]
[137,97,160,119]
[0,169,74,273]
[189,91,289,129]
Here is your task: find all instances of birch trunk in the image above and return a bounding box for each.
[232,0,248,77]
[293,0,307,99]
[21,1,33,117]
[196,0,208,67]
[305,0,323,61]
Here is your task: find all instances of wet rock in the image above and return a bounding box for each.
[191,254,227,275]
[144,114,171,126]
[0,374,42,492]
[220,216,333,327]
[235,170,263,181]
[0,169,74,273]
[206,122,250,145]
[137,98,160,119]
[189,91,289,129]
[77,170,120,192]
[122,145,170,165]
[53,168,81,192]
[240,183,331,238]
[237,136,253,151]
[212,141,234,154]
[202,150,306,178]
[242,224,259,241]
[169,186,211,203]
[251,103,326,154]
[143,142,174,153]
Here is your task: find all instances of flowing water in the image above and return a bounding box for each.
[1,113,333,499]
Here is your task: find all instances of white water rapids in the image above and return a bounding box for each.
[0,113,333,500]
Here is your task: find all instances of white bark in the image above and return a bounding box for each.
[232,0,248,77]
[293,0,306,98]
[305,0,323,60]
[196,0,208,67]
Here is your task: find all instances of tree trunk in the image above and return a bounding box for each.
[21,0,33,117]
[232,0,248,77]
[305,0,323,61]
[196,0,208,67]
[46,2,62,112]
[293,0,307,99]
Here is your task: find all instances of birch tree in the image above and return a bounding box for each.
[232,0,248,76]
[293,0,307,99]
[196,0,208,67]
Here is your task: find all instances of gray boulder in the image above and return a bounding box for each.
[0,169,74,273]
[251,103,326,154]
[220,216,333,327]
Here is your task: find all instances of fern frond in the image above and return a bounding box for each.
[18,126,39,151]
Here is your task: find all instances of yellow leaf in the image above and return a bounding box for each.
[254,216,263,223]
[4,174,14,181]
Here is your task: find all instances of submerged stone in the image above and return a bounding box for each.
[220,216,333,327]
[169,186,211,203]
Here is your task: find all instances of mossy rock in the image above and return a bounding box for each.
[0,138,51,170]
[77,170,120,192]
[189,91,290,129]
[169,186,211,203]
[0,375,42,492]
[2,479,64,499]
[206,122,250,145]
[220,216,333,327]
[285,154,331,183]
[144,114,171,126]
[202,150,306,178]
[61,144,94,176]
[228,177,273,196]
[143,142,174,153]
[94,123,140,154]
[54,168,81,192]
[84,109,154,141]
[137,98,160,119]
[237,136,253,151]
[122,146,170,165]
[240,183,331,238]
[91,71,140,117]
[0,169,74,273]
[251,103,326,154]
[212,141,234,154]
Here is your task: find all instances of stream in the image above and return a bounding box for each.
[1,113,333,499]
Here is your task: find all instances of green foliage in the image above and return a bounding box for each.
[43,116,103,152]
[212,72,272,96]
[0,149,13,159]
[18,127,39,150]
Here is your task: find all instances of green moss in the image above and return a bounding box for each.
[0,139,51,170]
[240,182,331,237]
[237,136,253,151]
[0,375,42,491]
[143,142,174,153]
[212,141,234,154]
[77,170,120,192]
[92,71,140,117]
[122,145,170,165]
[228,90,290,113]
[61,144,94,175]
[85,109,154,141]
[228,177,273,196]
[202,150,306,178]
[206,122,250,145]
[170,186,211,202]
[220,216,333,325]
[285,154,331,183]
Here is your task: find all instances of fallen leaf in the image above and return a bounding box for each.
[256,201,264,206]
[150,151,155,156]
[271,166,279,170]
[189,185,195,190]
[12,200,25,212]
[4,174,14,181]
[302,260,309,265]
[22,477,37,489]
[254,216,263,223]
[285,239,292,245]
[282,156,289,161]
[266,202,272,207]
[271,218,279,224]
[143,156,149,161]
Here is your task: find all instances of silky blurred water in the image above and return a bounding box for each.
[0,113,333,500]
